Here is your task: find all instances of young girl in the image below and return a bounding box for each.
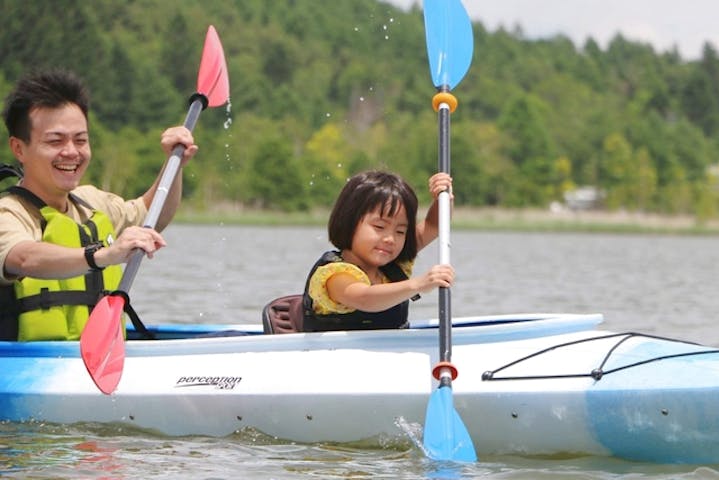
[302,170,454,331]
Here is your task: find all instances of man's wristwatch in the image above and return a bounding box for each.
[84,242,105,271]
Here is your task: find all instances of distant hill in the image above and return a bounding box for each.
[1,0,717,218]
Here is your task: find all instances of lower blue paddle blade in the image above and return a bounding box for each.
[423,385,477,462]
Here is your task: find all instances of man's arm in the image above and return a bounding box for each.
[5,226,167,280]
[140,126,198,232]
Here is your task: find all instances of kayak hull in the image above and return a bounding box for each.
[1,313,718,464]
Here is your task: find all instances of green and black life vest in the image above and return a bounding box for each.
[302,250,417,332]
[0,184,123,341]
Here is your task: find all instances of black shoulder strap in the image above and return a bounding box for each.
[6,185,96,211]
[5,186,48,231]
[380,261,409,282]
[380,261,420,301]
[0,163,23,183]
[69,192,95,211]
[6,185,46,210]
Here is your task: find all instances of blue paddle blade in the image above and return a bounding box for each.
[423,0,474,90]
[423,385,478,462]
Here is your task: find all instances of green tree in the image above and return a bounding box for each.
[160,13,196,94]
[2,0,719,219]
[301,123,356,206]
[498,94,556,205]
[247,135,307,211]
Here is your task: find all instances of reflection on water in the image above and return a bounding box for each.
[2,422,716,479]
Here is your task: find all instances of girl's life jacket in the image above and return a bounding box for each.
[302,250,418,332]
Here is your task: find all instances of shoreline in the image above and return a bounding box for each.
[175,205,719,235]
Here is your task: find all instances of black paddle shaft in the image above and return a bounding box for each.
[437,98,452,372]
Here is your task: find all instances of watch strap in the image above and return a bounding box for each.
[84,243,105,271]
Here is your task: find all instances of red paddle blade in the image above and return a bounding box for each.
[197,25,230,107]
[80,295,127,394]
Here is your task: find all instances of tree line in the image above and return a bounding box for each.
[1,0,718,219]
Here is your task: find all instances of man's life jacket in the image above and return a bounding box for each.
[302,250,418,332]
[0,185,123,341]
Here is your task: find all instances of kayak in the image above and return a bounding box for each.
[1,312,718,465]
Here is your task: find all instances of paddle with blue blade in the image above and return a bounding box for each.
[422,0,476,462]
[80,25,230,395]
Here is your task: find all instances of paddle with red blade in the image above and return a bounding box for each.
[421,0,476,462]
[80,25,230,395]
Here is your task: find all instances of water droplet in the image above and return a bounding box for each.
[325,112,331,117]
[359,96,365,102]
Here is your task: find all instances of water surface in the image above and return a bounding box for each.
[4,225,719,478]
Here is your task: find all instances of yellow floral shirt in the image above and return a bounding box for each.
[308,259,414,314]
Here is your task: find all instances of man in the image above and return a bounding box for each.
[0,69,198,341]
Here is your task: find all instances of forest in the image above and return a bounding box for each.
[1,0,719,220]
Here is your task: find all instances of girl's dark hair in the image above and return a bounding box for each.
[2,69,89,142]
[328,170,419,261]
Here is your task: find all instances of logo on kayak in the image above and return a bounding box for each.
[175,376,242,390]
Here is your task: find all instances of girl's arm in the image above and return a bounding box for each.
[326,264,454,313]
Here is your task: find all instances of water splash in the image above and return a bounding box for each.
[394,416,427,456]
[395,417,470,479]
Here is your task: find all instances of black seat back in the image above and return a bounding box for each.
[261,294,304,334]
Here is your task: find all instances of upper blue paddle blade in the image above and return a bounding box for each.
[423,385,478,462]
[423,0,474,90]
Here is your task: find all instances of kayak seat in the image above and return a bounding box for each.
[262,294,304,334]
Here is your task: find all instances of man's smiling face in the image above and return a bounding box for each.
[10,103,90,211]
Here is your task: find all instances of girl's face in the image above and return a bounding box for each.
[348,203,408,271]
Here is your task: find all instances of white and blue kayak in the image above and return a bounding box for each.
[1,313,718,464]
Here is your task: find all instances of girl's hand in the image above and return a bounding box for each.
[429,173,453,200]
[412,264,455,293]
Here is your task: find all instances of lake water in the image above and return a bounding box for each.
[3,224,719,479]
